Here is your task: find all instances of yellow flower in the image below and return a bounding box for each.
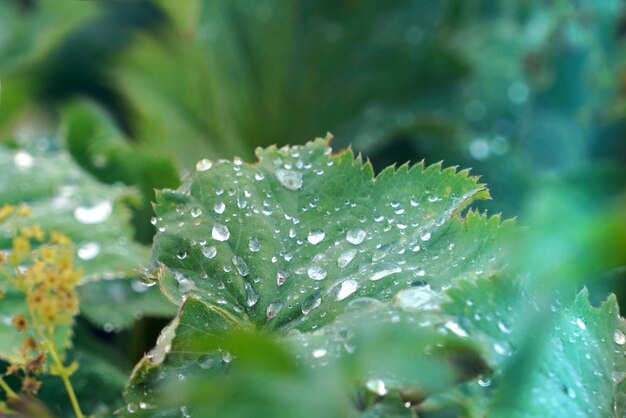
[20,224,45,241]
[14,205,32,217]
[0,204,14,222]
[12,314,28,332]
[50,231,71,245]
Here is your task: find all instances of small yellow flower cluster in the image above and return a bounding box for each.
[0,204,82,397]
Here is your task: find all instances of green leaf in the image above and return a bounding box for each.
[127,138,515,414]
[0,146,149,282]
[152,137,509,331]
[78,279,177,332]
[442,278,626,417]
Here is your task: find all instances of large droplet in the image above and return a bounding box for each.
[214,202,225,214]
[232,256,249,276]
[77,242,100,260]
[615,329,626,345]
[266,303,283,320]
[307,265,327,281]
[275,169,303,190]
[394,286,441,310]
[369,263,401,281]
[337,249,357,268]
[346,228,366,245]
[195,159,213,171]
[212,224,230,241]
[366,379,388,396]
[74,201,113,224]
[245,283,259,307]
[307,229,325,245]
[444,320,468,338]
[202,246,217,259]
[14,151,34,169]
[276,270,288,286]
[336,279,358,301]
[248,237,260,252]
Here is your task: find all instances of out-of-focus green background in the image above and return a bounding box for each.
[1,0,626,415]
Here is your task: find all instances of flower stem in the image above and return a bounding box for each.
[0,376,17,399]
[46,340,84,418]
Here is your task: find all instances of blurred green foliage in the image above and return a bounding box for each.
[0,0,625,417]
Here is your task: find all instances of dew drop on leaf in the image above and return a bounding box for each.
[275,169,303,190]
[307,265,327,281]
[346,228,366,245]
[232,256,249,276]
[266,303,283,320]
[244,283,259,307]
[248,237,260,252]
[420,232,432,241]
[444,320,469,337]
[202,246,217,259]
[337,249,357,268]
[307,229,325,245]
[190,207,202,218]
[614,329,626,345]
[212,223,230,241]
[369,262,401,281]
[312,348,327,358]
[74,200,113,224]
[214,202,225,214]
[195,158,213,171]
[276,270,288,286]
[336,279,358,301]
[176,251,187,260]
[77,242,100,260]
[366,379,388,396]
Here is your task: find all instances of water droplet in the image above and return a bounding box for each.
[212,224,230,241]
[307,229,325,245]
[276,270,288,286]
[312,348,327,358]
[497,320,512,334]
[199,356,215,369]
[575,318,586,331]
[369,263,401,281]
[394,286,441,310]
[14,151,34,169]
[191,207,203,218]
[477,377,491,387]
[177,251,187,260]
[77,242,100,260]
[302,296,322,315]
[307,265,327,281]
[255,172,265,181]
[420,232,431,241]
[232,256,248,276]
[346,228,366,245]
[444,320,468,338]
[202,246,217,259]
[214,202,225,214]
[614,329,626,345]
[275,169,303,190]
[337,249,357,268]
[366,379,388,396]
[74,200,113,224]
[266,303,283,320]
[248,237,260,252]
[196,158,213,171]
[127,403,138,413]
[336,279,358,301]
[245,283,259,307]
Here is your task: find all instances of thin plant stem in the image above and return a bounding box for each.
[0,376,17,399]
